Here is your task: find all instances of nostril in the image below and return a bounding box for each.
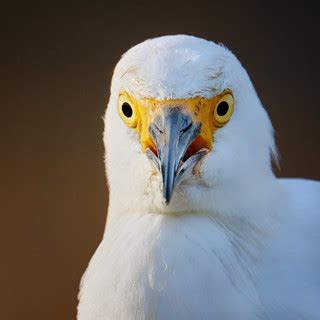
[180,122,192,133]
[153,123,164,134]
[149,121,164,146]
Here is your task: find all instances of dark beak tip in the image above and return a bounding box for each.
[163,190,172,205]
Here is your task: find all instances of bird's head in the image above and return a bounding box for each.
[104,35,277,215]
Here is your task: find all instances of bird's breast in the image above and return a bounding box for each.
[78,213,262,320]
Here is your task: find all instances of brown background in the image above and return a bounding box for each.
[1,1,319,319]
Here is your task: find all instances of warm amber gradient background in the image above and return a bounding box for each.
[1,1,319,319]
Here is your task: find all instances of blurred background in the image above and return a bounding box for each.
[1,1,319,319]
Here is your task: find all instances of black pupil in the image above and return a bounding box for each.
[122,103,133,118]
[216,101,229,117]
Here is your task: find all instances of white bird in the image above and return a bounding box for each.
[77,35,320,320]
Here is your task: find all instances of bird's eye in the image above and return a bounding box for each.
[121,102,133,118]
[213,93,234,126]
[117,93,138,128]
[216,101,229,116]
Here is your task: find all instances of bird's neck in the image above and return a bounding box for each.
[106,171,281,227]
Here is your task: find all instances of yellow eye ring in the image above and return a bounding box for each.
[213,93,234,126]
[117,93,138,128]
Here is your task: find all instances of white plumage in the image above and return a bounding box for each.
[77,35,320,319]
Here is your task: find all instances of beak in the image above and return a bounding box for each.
[146,107,207,204]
